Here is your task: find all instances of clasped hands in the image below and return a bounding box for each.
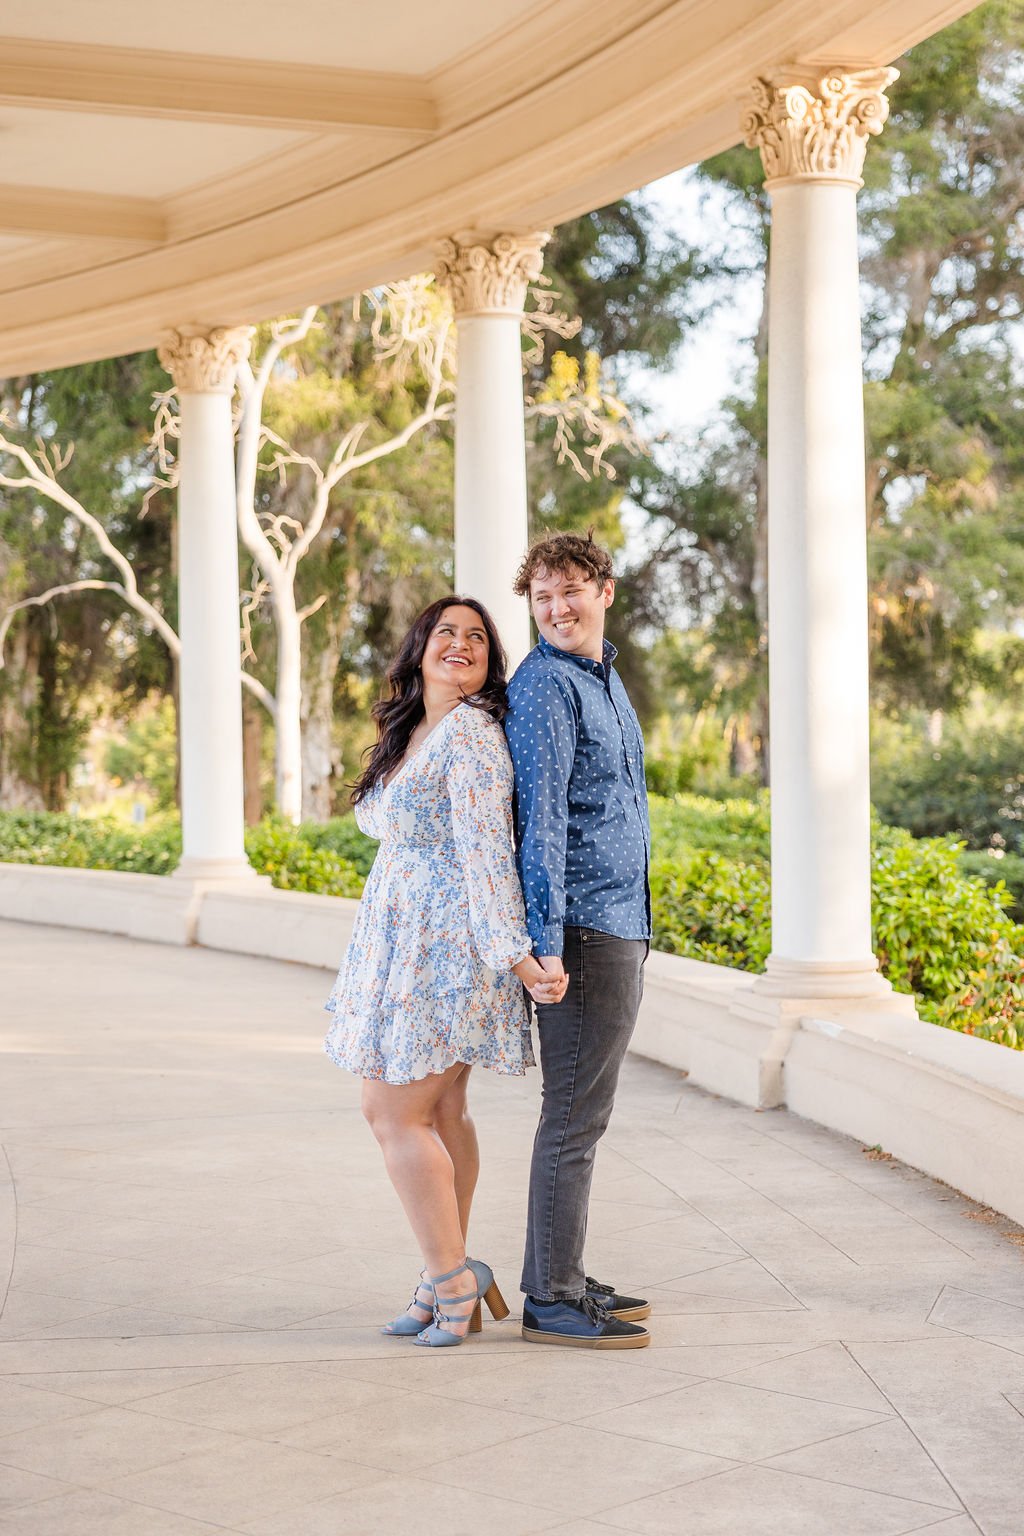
[514,953,568,1006]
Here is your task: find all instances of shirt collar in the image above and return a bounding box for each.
[537,633,617,676]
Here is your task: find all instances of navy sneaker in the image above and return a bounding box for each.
[585,1276,652,1322]
[522,1294,650,1349]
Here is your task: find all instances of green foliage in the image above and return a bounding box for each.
[289,814,379,877]
[936,939,1024,1049]
[649,790,770,864]
[103,697,178,812]
[0,808,181,873]
[958,850,1024,923]
[645,792,1024,1047]
[243,819,363,897]
[870,712,1024,854]
[651,852,771,969]
[871,824,1015,1006]
[0,809,363,895]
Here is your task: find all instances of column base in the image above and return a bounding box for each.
[172,857,266,882]
[731,981,918,1108]
[752,953,896,1000]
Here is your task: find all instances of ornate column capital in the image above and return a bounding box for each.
[158,325,254,393]
[742,67,898,190]
[433,230,549,318]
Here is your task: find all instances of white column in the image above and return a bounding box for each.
[435,231,548,666]
[744,70,897,998]
[158,326,256,881]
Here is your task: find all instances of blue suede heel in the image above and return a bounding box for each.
[380,1271,434,1336]
[414,1259,510,1347]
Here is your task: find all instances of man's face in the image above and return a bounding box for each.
[529,564,614,661]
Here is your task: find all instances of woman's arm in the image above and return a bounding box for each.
[447,710,565,1004]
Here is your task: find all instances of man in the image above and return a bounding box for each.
[505,530,652,1349]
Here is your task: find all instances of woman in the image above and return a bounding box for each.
[324,595,565,1347]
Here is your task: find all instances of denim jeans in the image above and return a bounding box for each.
[521,926,647,1301]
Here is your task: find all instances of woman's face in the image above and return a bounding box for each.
[419,605,489,699]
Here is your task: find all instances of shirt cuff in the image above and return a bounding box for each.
[536,922,564,958]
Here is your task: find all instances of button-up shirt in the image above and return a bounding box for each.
[504,634,651,956]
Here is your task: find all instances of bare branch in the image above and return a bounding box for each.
[240,670,277,718]
[525,350,645,482]
[0,581,139,667]
[297,593,329,624]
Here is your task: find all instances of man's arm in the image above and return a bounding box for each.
[505,668,577,968]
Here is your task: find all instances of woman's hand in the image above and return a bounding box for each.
[513,954,568,1006]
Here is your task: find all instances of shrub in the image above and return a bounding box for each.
[651,852,771,970]
[244,819,364,897]
[0,809,181,873]
[648,792,770,865]
[291,814,379,877]
[958,849,1024,923]
[936,940,1024,1049]
[871,825,1015,1008]
[871,717,1024,854]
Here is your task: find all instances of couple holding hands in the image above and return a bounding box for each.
[324,531,652,1350]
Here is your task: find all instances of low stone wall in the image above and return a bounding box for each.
[4,862,1023,1226]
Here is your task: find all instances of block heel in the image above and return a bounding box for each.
[483,1279,510,1320]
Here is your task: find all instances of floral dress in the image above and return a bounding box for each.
[324,703,535,1083]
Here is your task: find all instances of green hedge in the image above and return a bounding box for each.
[0,809,365,898]
[3,795,1022,1048]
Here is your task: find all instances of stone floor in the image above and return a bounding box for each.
[2,919,1024,1535]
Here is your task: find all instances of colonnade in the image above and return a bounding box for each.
[158,65,905,1012]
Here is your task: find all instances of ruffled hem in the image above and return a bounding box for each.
[323,1015,535,1084]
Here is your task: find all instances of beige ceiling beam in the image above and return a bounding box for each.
[0,186,166,242]
[0,38,438,134]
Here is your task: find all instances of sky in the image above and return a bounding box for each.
[629,165,764,437]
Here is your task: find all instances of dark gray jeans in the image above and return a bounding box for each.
[521,926,647,1301]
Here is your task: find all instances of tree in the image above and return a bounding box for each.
[630,0,1024,771]
[0,278,642,819]
[0,354,172,808]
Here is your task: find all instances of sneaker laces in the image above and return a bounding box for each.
[585,1276,614,1299]
[578,1293,610,1326]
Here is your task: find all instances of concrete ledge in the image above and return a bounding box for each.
[4,863,1024,1225]
[197,886,357,970]
[0,862,202,945]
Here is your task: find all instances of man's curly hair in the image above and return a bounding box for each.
[513,529,614,597]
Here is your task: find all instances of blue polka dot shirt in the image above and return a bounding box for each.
[505,634,651,957]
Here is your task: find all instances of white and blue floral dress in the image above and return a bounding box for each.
[324,703,535,1084]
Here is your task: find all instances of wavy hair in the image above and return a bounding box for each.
[351,595,509,804]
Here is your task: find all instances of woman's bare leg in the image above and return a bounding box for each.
[434,1064,479,1244]
[362,1062,479,1334]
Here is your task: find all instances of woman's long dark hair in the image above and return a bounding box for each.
[351,595,509,803]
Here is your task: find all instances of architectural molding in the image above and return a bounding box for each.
[742,67,898,188]
[0,186,166,243]
[0,38,438,134]
[157,326,253,394]
[433,231,549,317]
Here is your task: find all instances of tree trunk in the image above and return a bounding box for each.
[300,594,353,822]
[242,696,264,824]
[273,583,304,824]
[0,625,45,809]
[729,715,759,778]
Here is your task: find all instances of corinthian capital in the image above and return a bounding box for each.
[434,231,549,318]
[742,68,898,189]
[158,325,254,393]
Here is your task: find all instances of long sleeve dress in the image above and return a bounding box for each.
[324,702,535,1084]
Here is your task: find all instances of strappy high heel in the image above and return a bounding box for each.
[414,1258,509,1348]
[381,1270,435,1336]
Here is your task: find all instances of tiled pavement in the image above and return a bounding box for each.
[2,918,1024,1536]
